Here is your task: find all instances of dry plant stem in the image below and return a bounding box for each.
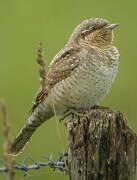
[67,108,137,180]
[0,100,15,180]
[0,100,10,167]
[37,42,67,170]
[37,41,46,89]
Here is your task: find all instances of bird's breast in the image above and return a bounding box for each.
[44,47,119,114]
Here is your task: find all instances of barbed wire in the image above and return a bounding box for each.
[0,153,67,177]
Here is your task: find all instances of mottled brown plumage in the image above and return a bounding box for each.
[32,47,80,112]
[10,17,119,155]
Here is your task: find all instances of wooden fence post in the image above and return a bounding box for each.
[67,108,137,180]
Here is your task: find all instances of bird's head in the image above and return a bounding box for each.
[68,18,119,48]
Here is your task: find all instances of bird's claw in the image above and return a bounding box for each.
[60,108,93,122]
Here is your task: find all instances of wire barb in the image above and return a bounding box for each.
[0,154,67,177]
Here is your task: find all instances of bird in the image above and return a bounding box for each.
[10,17,119,155]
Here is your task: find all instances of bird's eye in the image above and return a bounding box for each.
[92,26,97,31]
[81,26,97,35]
[89,26,97,31]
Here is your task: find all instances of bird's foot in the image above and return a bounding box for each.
[60,108,92,122]
[60,106,110,122]
[92,105,110,110]
[60,109,76,122]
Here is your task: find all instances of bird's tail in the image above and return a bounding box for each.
[10,110,53,155]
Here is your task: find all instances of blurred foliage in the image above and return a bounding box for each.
[0,0,137,179]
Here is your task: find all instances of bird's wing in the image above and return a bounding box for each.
[31,46,80,112]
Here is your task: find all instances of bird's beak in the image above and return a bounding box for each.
[104,23,119,30]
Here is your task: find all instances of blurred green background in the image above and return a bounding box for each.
[0,0,137,179]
